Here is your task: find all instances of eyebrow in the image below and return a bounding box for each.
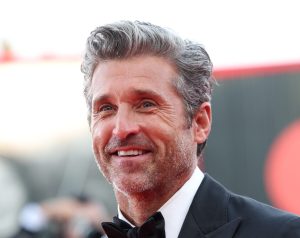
[130,89,162,99]
[92,88,164,106]
[92,94,111,104]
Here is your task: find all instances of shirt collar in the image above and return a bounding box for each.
[118,167,204,238]
[159,167,204,238]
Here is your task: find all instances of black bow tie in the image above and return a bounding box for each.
[102,212,165,238]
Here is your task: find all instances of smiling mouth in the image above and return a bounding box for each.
[112,149,149,157]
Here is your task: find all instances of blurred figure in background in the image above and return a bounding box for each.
[0,157,27,238]
[0,136,115,238]
[12,195,108,238]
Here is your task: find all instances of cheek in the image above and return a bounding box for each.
[91,121,112,153]
[147,122,194,154]
[92,136,101,156]
[142,122,177,152]
[145,116,185,139]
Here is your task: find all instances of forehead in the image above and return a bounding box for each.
[91,56,179,98]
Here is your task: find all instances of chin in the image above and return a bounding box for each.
[112,178,156,196]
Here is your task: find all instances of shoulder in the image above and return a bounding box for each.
[197,174,300,237]
[227,187,300,237]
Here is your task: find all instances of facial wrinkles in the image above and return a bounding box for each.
[150,84,187,130]
[151,104,178,129]
[160,79,192,129]
[91,121,113,183]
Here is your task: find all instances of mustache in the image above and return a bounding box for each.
[104,134,155,154]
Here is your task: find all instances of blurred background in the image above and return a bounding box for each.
[1,0,300,237]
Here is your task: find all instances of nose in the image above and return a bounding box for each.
[112,106,140,139]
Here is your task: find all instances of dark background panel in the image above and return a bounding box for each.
[205,72,300,205]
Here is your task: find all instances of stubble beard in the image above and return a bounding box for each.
[94,131,196,197]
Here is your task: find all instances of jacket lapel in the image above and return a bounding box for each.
[178,210,205,238]
[179,174,242,238]
[205,218,241,238]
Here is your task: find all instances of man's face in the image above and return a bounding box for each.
[90,55,201,195]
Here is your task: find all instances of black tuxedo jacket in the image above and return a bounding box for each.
[178,174,300,238]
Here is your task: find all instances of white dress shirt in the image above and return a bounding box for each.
[118,167,204,238]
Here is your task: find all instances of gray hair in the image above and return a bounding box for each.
[81,20,215,155]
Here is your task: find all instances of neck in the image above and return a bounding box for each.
[115,169,194,226]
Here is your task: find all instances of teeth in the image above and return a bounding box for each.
[117,150,144,156]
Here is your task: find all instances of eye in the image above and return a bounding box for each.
[99,104,114,112]
[137,100,157,112]
[92,101,116,119]
[141,100,155,108]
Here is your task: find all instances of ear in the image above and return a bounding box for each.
[192,102,212,144]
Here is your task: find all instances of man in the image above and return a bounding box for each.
[81,21,300,237]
